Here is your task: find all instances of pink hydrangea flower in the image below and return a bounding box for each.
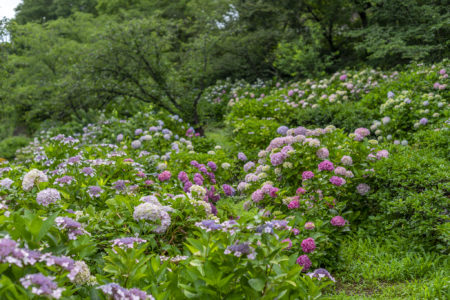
[376,150,389,159]
[158,171,171,182]
[251,189,264,202]
[302,171,315,180]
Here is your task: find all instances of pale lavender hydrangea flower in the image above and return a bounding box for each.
[99,283,154,300]
[306,268,336,282]
[316,148,329,159]
[131,140,142,149]
[81,167,95,177]
[341,155,353,166]
[0,178,13,189]
[224,242,256,259]
[356,183,370,195]
[36,189,61,206]
[237,152,247,161]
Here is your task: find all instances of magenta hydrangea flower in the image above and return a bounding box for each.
[330,216,347,227]
[318,160,334,171]
[158,171,171,182]
[296,255,312,272]
[329,176,346,186]
[302,171,314,180]
[339,74,347,81]
[287,199,299,209]
[301,238,316,253]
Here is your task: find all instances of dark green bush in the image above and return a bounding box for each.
[411,129,450,160]
[365,145,449,252]
[0,136,30,160]
[294,104,378,132]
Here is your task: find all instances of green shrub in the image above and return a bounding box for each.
[411,129,450,160]
[365,145,450,252]
[0,136,30,159]
[294,104,378,133]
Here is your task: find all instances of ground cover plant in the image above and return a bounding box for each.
[0,59,448,299]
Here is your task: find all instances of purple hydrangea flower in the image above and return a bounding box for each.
[88,186,103,198]
[55,217,88,240]
[307,268,336,282]
[207,161,217,172]
[178,171,189,183]
[222,184,235,196]
[20,273,64,299]
[419,118,428,125]
[111,237,147,249]
[277,126,289,135]
[81,167,95,177]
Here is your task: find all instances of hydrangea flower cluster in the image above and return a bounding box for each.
[36,188,61,206]
[55,217,88,240]
[22,169,48,191]
[99,283,155,300]
[20,273,64,299]
[133,201,172,233]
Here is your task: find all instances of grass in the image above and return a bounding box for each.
[325,236,450,299]
[204,126,236,153]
